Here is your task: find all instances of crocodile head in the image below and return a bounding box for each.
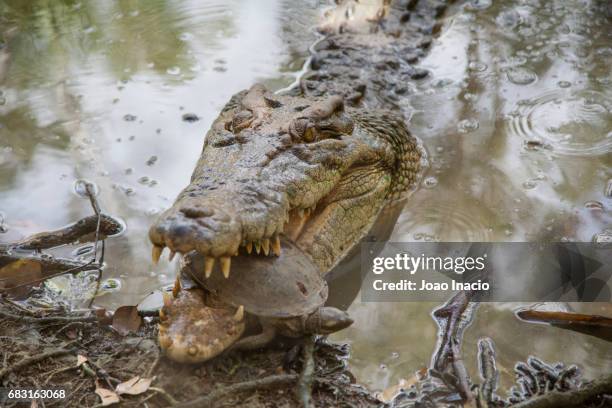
[149,84,422,275]
[158,286,246,363]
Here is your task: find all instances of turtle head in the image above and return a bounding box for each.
[305,306,354,335]
[158,286,246,363]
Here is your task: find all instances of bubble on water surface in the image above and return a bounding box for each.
[101,278,122,291]
[506,90,612,156]
[74,179,99,198]
[467,0,492,10]
[166,66,181,75]
[123,114,137,121]
[584,201,604,211]
[558,81,572,88]
[506,67,538,85]
[457,118,480,133]
[522,180,537,189]
[468,61,488,72]
[423,176,438,188]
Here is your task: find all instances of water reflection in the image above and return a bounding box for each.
[0,0,321,297]
[333,0,611,394]
[1,0,610,397]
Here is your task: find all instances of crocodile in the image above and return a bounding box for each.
[148,0,455,362]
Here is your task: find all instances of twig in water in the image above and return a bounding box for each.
[477,337,500,407]
[511,373,612,408]
[1,214,122,252]
[431,291,478,402]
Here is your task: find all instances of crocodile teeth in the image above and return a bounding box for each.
[272,236,281,256]
[254,241,261,254]
[169,251,176,261]
[262,239,270,256]
[159,336,172,348]
[234,305,244,322]
[220,256,231,279]
[152,245,164,265]
[172,275,181,298]
[204,257,215,278]
[246,242,253,254]
[304,208,311,217]
[162,291,172,307]
[298,208,305,219]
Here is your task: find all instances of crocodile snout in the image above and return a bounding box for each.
[149,197,242,262]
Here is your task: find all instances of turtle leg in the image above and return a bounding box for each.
[231,325,276,351]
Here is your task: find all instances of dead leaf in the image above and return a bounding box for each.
[95,381,120,406]
[0,258,43,298]
[77,355,88,367]
[116,376,153,395]
[94,308,113,325]
[112,305,142,336]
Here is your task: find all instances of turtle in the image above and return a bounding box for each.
[158,237,353,363]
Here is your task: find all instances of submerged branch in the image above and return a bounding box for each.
[1,214,122,251]
[512,373,612,408]
[0,253,100,292]
[431,291,478,402]
[517,309,612,343]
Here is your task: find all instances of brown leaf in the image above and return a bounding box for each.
[95,381,120,406]
[94,308,113,325]
[116,376,153,395]
[0,259,43,298]
[112,306,142,336]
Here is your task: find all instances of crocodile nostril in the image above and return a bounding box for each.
[180,207,214,219]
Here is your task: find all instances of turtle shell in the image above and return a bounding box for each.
[181,238,327,318]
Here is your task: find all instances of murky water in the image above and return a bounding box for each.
[334,0,612,394]
[1,0,610,397]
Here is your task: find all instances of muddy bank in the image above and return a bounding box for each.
[0,304,378,407]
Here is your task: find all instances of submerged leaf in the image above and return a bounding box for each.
[0,258,43,297]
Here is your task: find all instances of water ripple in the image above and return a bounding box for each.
[506,90,612,156]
